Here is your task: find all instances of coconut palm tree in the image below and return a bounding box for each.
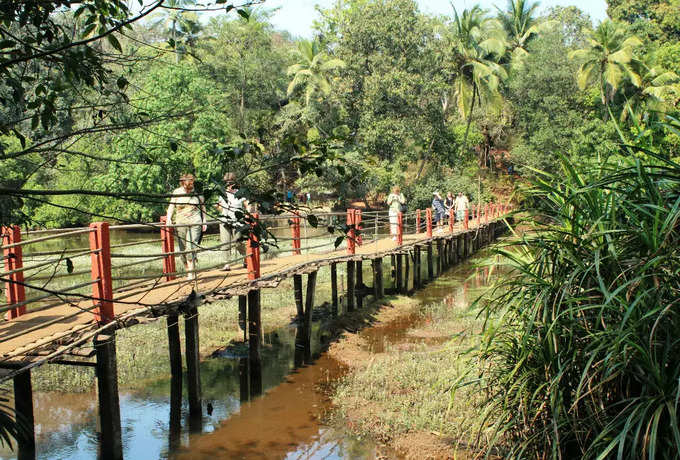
[286,39,345,106]
[448,7,508,158]
[496,0,553,68]
[569,20,642,116]
[621,54,680,124]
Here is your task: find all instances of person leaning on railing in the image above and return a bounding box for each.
[387,185,406,241]
[166,173,207,280]
[216,172,248,271]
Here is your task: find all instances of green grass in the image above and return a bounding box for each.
[332,290,491,450]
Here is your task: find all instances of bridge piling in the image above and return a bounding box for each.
[168,366,182,451]
[330,263,338,315]
[403,252,410,294]
[238,295,247,341]
[396,253,403,293]
[346,261,355,312]
[414,246,421,289]
[356,261,363,309]
[372,258,384,300]
[13,370,34,460]
[293,274,304,319]
[94,333,122,460]
[427,243,434,281]
[184,307,202,431]
[436,240,443,275]
[304,271,317,344]
[167,314,182,381]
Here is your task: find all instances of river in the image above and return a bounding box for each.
[2,232,499,460]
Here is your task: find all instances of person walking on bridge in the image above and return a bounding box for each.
[387,185,406,241]
[432,192,447,233]
[166,173,207,280]
[454,192,469,224]
[216,172,248,271]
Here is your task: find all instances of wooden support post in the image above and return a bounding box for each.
[168,366,182,451]
[89,222,114,324]
[373,258,384,299]
[167,314,182,380]
[414,246,421,288]
[238,295,247,341]
[355,261,363,309]
[248,290,262,349]
[305,271,317,342]
[346,261,355,312]
[160,216,177,281]
[436,240,443,275]
[330,263,338,314]
[427,242,434,280]
[2,225,26,320]
[396,253,403,292]
[404,252,410,294]
[95,333,122,460]
[13,370,34,460]
[293,274,304,318]
[184,307,202,428]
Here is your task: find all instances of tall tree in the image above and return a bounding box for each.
[607,0,680,42]
[286,39,345,106]
[496,0,542,63]
[447,7,508,160]
[569,20,642,117]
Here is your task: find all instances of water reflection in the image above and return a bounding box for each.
[8,252,501,460]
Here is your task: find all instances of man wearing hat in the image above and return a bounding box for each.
[166,173,207,280]
[216,172,248,271]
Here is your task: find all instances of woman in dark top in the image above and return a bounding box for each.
[432,192,447,232]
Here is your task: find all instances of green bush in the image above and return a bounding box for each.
[476,148,680,458]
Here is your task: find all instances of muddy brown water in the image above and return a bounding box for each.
[2,249,500,460]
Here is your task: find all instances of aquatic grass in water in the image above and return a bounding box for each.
[473,151,680,458]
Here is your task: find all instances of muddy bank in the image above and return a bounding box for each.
[327,265,496,459]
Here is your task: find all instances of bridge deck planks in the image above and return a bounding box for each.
[0,225,484,365]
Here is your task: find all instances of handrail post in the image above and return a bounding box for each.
[246,213,261,280]
[397,212,403,245]
[477,204,481,227]
[160,217,176,281]
[415,209,421,234]
[290,213,301,256]
[355,210,362,246]
[485,203,489,224]
[426,208,433,237]
[89,222,114,324]
[2,225,26,320]
[449,208,454,233]
[346,209,355,255]
[464,209,469,230]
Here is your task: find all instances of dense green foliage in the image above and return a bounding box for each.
[3,0,679,227]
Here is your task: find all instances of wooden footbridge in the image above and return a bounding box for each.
[1,203,511,459]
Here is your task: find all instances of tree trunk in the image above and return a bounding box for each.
[415,138,436,181]
[461,82,477,158]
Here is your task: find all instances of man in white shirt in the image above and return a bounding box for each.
[166,173,207,280]
[454,192,469,223]
[217,172,248,271]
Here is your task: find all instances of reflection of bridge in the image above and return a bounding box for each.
[1,203,511,459]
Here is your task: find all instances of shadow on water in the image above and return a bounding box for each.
[7,251,501,460]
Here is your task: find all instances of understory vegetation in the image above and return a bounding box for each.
[474,120,680,457]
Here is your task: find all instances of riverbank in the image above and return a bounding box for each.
[328,269,493,459]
